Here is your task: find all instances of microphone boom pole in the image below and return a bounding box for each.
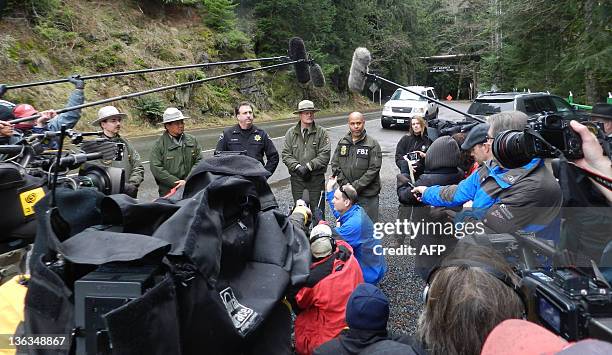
[366,73,485,123]
[3,56,290,91]
[9,58,307,125]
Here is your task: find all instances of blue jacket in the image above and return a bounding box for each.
[422,158,561,240]
[327,191,386,284]
[30,89,85,149]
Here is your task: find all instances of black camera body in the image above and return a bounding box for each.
[492,113,605,169]
[521,268,612,342]
[528,114,584,159]
[408,151,419,161]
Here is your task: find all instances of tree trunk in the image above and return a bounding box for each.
[584,0,597,104]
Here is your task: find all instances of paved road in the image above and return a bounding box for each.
[133,101,470,201]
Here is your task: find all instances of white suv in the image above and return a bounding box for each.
[381,86,439,129]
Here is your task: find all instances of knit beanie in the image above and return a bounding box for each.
[424,136,461,170]
[345,283,390,331]
[310,222,333,258]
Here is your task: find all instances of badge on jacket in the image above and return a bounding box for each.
[254,134,261,142]
[340,145,348,156]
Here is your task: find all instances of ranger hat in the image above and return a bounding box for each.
[92,106,127,126]
[461,123,490,150]
[293,100,320,114]
[162,107,189,124]
[590,103,612,121]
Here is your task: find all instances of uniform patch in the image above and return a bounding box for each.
[254,134,261,142]
[340,145,348,156]
[218,133,224,141]
[356,147,369,158]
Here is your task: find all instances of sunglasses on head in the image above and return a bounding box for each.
[339,185,351,201]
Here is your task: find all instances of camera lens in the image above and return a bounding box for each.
[492,130,534,169]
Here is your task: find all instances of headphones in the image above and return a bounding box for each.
[422,259,527,317]
[309,233,337,255]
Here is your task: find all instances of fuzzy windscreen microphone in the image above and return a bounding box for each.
[348,47,371,92]
[288,37,311,84]
[309,64,325,88]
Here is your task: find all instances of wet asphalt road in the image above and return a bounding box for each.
[130,101,470,334]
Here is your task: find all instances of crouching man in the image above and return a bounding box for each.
[289,222,363,355]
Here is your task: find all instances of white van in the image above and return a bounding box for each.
[381,86,439,129]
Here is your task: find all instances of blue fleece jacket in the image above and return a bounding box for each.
[327,190,386,284]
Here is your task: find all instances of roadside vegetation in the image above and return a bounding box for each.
[0,0,609,136]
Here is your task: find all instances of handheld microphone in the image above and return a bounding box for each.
[348,47,371,92]
[309,64,325,88]
[288,37,311,84]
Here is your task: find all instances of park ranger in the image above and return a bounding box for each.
[91,106,145,198]
[281,100,331,216]
[331,111,382,222]
[150,107,202,197]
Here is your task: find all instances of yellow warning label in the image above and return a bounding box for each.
[19,187,45,217]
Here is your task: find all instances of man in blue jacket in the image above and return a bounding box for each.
[413,111,562,240]
[326,176,386,284]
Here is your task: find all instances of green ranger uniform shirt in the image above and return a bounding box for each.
[89,134,145,187]
[150,131,202,196]
[281,121,331,177]
[331,131,382,197]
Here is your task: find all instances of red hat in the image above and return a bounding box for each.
[12,104,38,118]
[481,319,612,355]
[481,319,567,355]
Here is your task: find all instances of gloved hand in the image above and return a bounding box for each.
[123,183,138,198]
[68,75,85,89]
[0,84,7,98]
[292,204,312,226]
[295,164,311,181]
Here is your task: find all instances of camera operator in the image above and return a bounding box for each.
[288,222,364,355]
[89,106,144,198]
[412,111,562,240]
[10,75,86,148]
[411,243,525,355]
[590,103,612,137]
[558,120,612,268]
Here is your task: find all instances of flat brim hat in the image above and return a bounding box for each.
[461,123,490,150]
[162,107,189,124]
[590,103,612,121]
[293,100,321,114]
[92,105,127,126]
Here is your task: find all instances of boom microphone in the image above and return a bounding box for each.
[348,47,371,92]
[309,64,325,88]
[288,37,311,84]
[347,47,484,122]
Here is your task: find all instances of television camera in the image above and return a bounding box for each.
[0,129,125,243]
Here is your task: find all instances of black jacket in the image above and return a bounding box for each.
[394,134,432,177]
[314,329,416,355]
[397,167,464,280]
[397,167,464,206]
[215,124,280,175]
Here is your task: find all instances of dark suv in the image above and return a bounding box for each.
[467,92,589,121]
